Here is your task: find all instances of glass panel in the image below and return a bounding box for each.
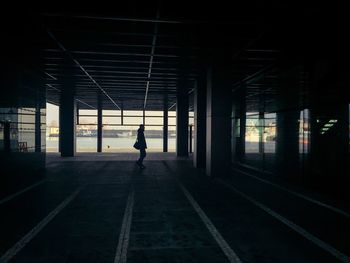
[145,110,164,117]
[168,116,176,126]
[79,109,97,116]
[168,126,176,152]
[103,110,121,116]
[124,116,143,125]
[102,125,135,152]
[103,116,121,125]
[46,103,59,152]
[76,125,97,152]
[145,117,163,126]
[189,111,194,126]
[79,116,97,125]
[263,113,276,153]
[168,111,176,117]
[102,125,166,152]
[18,107,36,152]
[235,118,240,137]
[299,109,310,154]
[0,122,3,150]
[245,112,260,153]
[124,110,143,116]
[144,126,163,152]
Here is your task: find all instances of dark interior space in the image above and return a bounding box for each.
[1,2,349,262]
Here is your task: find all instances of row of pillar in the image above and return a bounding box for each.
[59,102,171,156]
[176,61,232,177]
[59,60,232,178]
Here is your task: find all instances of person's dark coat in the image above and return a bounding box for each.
[137,128,147,149]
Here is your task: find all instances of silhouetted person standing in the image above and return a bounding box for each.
[136,124,147,169]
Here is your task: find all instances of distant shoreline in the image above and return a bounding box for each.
[48,134,176,138]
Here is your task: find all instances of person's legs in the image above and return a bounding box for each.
[137,149,146,168]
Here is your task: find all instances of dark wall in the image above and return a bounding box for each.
[231,60,350,201]
[0,71,46,198]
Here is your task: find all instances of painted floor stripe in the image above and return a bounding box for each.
[114,189,135,263]
[0,187,82,263]
[0,179,46,205]
[217,179,350,263]
[179,183,242,263]
[234,168,350,219]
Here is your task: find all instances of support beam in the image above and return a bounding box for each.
[3,121,10,152]
[176,79,189,157]
[97,98,102,153]
[238,98,246,162]
[206,62,232,177]
[143,6,160,110]
[35,100,42,153]
[143,109,146,125]
[121,103,124,125]
[189,125,193,153]
[276,110,299,177]
[46,29,121,110]
[163,99,168,152]
[59,85,76,157]
[193,77,206,168]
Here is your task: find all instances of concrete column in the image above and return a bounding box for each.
[35,81,45,153]
[276,110,299,177]
[143,109,146,125]
[121,102,124,125]
[35,101,41,153]
[97,100,102,152]
[193,77,206,168]
[163,100,168,152]
[59,85,76,157]
[238,101,246,162]
[176,79,189,156]
[76,103,80,125]
[206,64,232,177]
[189,125,193,153]
[259,111,264,154]
[3,121,10,152]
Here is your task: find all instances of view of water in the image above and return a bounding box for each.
[46,137,176,152]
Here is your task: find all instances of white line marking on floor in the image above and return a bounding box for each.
[0,180,46,205]
[0,187,82,263]
[233,168,350,219]
[114,189,135,263]
[217,179,350,263]
[178,182,242,263]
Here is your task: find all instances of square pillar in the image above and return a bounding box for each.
[193,76,206,168]
[176,79,189,157]
[276,110,299,177]
[97,100,102,153]
[163,100,168,152]
[35,98,42,153]
[206,65,232,177]
[59,86,76,157]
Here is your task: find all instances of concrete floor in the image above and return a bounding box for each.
[1,153,349,262]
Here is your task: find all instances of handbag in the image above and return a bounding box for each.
[133,140,140,150]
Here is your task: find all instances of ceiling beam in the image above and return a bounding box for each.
[143,5,160,110]
[45,75,96,109]
[46,29,122,109]
[232,64,276,92]
[42,12,185,24]
[44,49,180,58]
